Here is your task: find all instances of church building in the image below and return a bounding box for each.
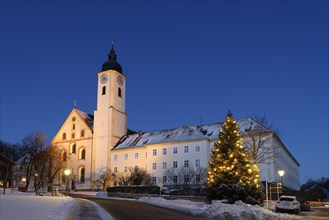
[52,45,300,192]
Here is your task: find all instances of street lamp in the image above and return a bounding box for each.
[64,169,71,196]
[34,173,39,195]
[278,170,285,197]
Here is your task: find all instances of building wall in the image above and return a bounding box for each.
[110,134,300,191]
[52,109,93,190]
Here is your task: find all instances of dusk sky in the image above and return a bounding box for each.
[1,1,328,184]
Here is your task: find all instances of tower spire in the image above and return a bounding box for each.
[101,42,123,73]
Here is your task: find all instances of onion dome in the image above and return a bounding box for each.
[102,42,123,73]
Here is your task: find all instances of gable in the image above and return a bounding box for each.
[52,108,93,144]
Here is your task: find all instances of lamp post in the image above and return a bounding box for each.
[34,173,39,195]
[278,170,285,197]
[64,169,71,196]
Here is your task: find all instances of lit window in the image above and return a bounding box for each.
[153,149,157,156]
[184,146,189,153]
[114,155,118,161]
[135,153,139,159]
[195,146,200,152]
[173,161,178,168]
[195,159,200,168]
[152,163,157,170]
[184,160,189,167]
[163,176,167,183]
[162,162,167,169]
[124,154,128,160]
[80,168,85,183]
[163,148,167,155]
[173,147,178,154]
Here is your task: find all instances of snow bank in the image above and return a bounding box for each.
[138,197,301,220]
[95,192,108,198]
[206,200,299,220]
[138,197,207,216]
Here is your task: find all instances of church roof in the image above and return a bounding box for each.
[75,109,94,131]
[112,118,269,150]
[102,43,123,74]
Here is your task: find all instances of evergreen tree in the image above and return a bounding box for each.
[207,111,262,204]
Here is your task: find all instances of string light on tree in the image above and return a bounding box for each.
[207,111,262,204]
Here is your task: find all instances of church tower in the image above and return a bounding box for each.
[92,43,127,176]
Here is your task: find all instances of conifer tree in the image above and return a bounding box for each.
[207,111,262,204]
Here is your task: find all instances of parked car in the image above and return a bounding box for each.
[275,195,301,214]
[297,198,311,211]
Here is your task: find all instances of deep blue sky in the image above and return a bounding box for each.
[1,1,328,184]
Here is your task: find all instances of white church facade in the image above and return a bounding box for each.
[52,45,300,192]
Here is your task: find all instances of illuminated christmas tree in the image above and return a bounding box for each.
[207,111,262,204]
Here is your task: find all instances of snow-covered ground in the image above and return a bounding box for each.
[0,191,75,220]
[0,190,114,220]
[1,190,300,220]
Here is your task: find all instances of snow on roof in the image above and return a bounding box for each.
[76,109,94,131]
[113,118,269,150]
[16,154,31,164]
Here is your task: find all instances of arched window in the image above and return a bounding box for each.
[80,168,85,183]
[79,148,86,160]
[118,87,122,97]
[102,86,106,95]
[63,151,67,161]
[70,143,76,154]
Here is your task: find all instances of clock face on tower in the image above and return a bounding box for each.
[100,74,108,84]
[117,76,124,86]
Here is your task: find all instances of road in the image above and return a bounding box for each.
[71,194,205,220]
[71,194,329,220]
[299,207,329,220]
